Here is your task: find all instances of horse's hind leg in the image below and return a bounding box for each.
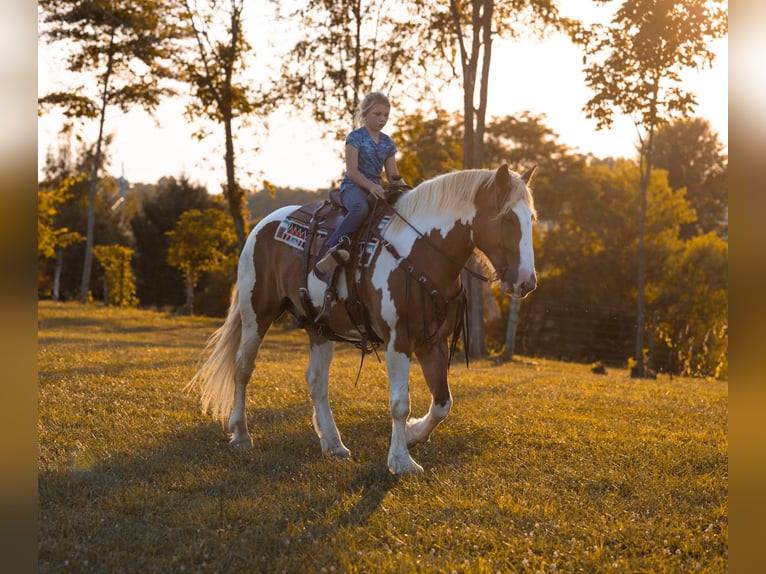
[228,315,263,447]
[406,342,452,448]
[305,329,351,459]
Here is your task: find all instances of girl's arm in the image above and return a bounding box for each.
[384,155,402,183]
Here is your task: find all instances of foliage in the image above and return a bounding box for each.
[518,157,726,377]
[92,245,139,308]
[37,175,85,261]
[576,0,728,376]
[37,0,180,119]
[37,138,134,301]
[276,0,425,138]
[38,302,728,572]
[655,232,728,379]
[38,0,183,301]
[653,117,728,239]
[393,109,463,185]
[176,0,268,248]
[578,0,728,133]
[166,208,237,314]
[130,176,218,310]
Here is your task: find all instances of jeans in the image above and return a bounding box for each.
[324,184,372,249]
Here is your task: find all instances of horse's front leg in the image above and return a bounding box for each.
[306,333,351,459]
[406,342,452,448]
[386,349,423,474]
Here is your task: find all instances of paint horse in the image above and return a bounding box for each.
[188,164,537,474]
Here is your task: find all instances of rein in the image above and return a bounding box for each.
[382,199,492,284]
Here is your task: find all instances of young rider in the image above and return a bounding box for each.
[315,91,404,273]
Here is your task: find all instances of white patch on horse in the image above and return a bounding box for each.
[511,201,536,293]
[385,349,423,474]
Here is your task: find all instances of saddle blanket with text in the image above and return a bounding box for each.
[274,215,393,268]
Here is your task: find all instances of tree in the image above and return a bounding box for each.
[653,117,728,239]
[482,112,589,359]
[420,0,571,357]
[393,110,463,185]
[522,158,698,372]
[578,0,727,376]
[38,135,133,301]
[179,0,272,249]
[92,245,138,307]
[655,232,727,379]
[130,176,217,308]
[38,171,88,300]
[38,0,181,302]
[277,0,423,138]
[166,208,237,315]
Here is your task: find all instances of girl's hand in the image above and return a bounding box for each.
[369,184,387,199]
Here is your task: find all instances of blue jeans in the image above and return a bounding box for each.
[324,184,372,249]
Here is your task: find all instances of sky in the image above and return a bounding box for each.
[37,1,728,193]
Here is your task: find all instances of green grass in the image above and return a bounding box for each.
[38,301,728,573]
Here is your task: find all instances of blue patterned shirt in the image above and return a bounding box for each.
[341,127,397,191]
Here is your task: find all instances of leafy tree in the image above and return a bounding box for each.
[523,159,697,370]
[653,117,728,239]
[482,112,589,359]
[166,208,237,315]
[38,0,182,302]
[276,0,422,138]
[655,232,727,379]
[577,0,727,376]
[130,176,217,308]
[92,245,138,307]
[178,0,275,249]
[38,135,133,301]
[418,0,572,357]
[38,175,86,299]
[393,110,463,185]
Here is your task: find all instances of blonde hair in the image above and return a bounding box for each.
[353,92,391,127]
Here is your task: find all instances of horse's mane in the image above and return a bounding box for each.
[390,168,536,232]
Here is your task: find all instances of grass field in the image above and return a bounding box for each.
[38,301,728,572]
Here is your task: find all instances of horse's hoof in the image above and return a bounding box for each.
[325,446,352,460]
[228,435,253,448]
[387,457,424,475]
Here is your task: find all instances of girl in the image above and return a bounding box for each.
[315,92,405,273]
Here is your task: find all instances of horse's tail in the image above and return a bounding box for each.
[186,284,242,426]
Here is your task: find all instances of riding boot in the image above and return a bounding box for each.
[315,236,351,274]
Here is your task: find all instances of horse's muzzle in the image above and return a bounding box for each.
[512,273,537,299]
[501,268,537,299]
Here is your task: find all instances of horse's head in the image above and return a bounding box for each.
[473,164,538,299]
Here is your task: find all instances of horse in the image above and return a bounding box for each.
[187,164,537,474]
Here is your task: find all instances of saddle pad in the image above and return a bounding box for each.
[274,219,325,250]
[273,214,393,268]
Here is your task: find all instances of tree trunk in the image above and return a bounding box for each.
[184,270,196,316]
[503,296,521,361]
[634,127,655,378]
[79,35,115,302]
[52,249,63,301]
[465,257,487,358]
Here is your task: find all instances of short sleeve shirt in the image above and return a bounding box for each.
[341,127,397,191]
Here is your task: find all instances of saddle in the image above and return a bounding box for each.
[284,184,411,353]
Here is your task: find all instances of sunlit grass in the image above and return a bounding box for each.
[38,301,727,572]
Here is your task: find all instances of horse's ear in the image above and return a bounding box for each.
[495,164,510,188]
[520,165,537,185]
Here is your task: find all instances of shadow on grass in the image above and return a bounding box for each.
[37,405,415,572]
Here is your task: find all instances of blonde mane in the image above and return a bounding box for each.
[390,168,536,232]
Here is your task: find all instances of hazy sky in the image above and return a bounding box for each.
[37,1,728,192]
